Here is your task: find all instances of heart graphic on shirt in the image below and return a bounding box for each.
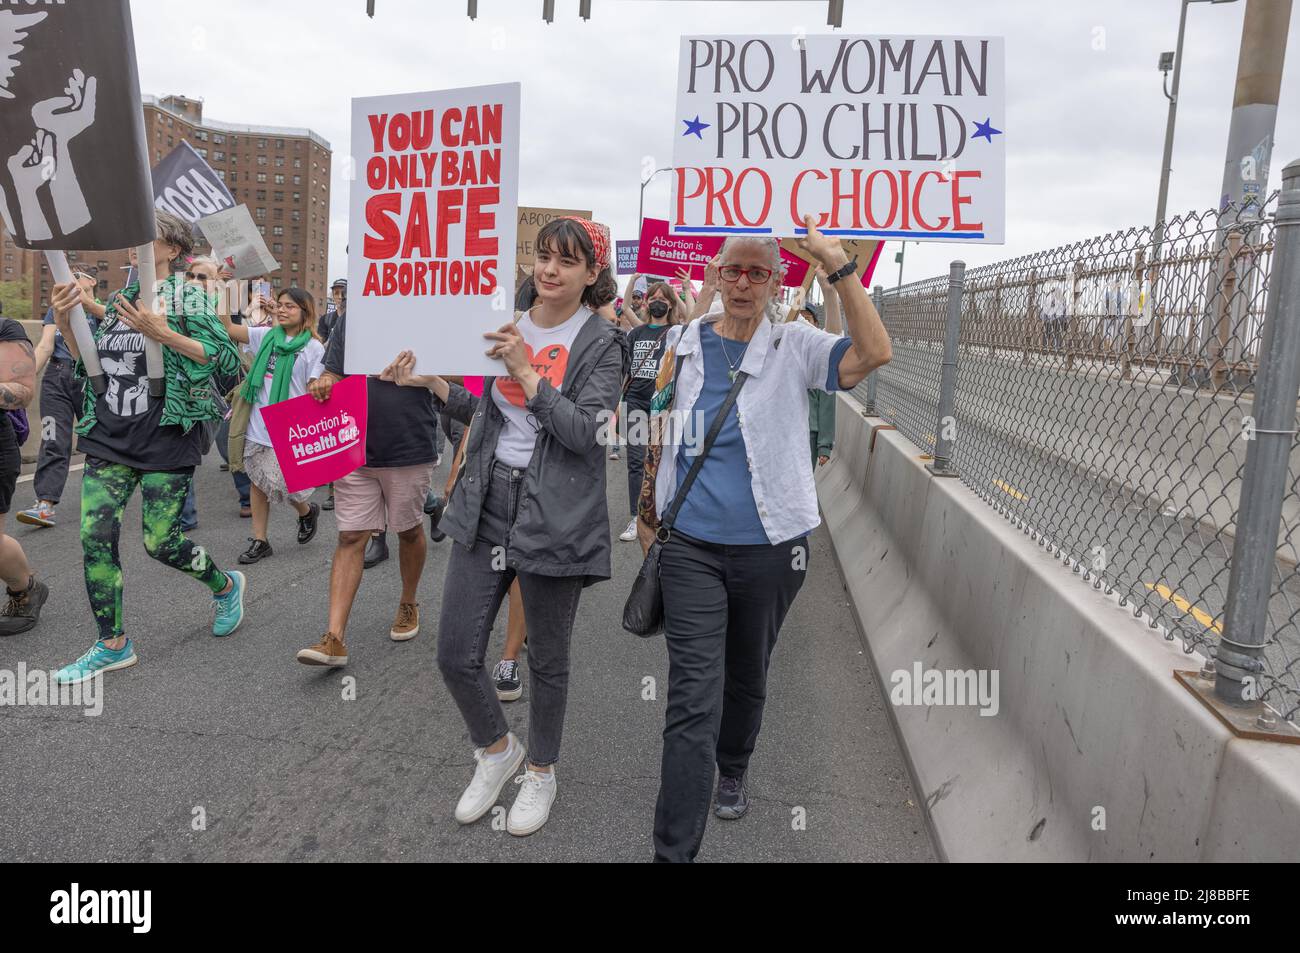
[495,343,570,407]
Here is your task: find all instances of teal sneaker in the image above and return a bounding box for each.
[212,571,246,637]
[55,639,138,685]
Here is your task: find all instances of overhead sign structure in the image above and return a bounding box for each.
[151,141,236,224]
[671,35,1005,243]
[348,82,520,376]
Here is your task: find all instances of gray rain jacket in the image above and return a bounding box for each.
[435,311,629,586]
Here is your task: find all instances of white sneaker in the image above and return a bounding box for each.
[618,518,638,542]
[507,767,557,836]
[454,733,525,824]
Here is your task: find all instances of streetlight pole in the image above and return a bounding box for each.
[1153,0,1241,260]
[638,166,673,237]
[1153,0,1192,258]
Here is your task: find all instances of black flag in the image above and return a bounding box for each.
[0,0,154,250]
[152,141,236,224]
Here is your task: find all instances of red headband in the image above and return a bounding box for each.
[563,216,611,271]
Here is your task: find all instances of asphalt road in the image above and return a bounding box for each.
[0,452,934,863]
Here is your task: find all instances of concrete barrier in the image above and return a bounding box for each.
[818,389,1300,861]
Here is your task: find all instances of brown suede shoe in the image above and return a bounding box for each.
[296,632,348,666]
[390,603,419,642]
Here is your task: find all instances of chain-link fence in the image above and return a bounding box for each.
[853,181,1300,721]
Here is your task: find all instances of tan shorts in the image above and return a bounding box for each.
[333,463,434,534]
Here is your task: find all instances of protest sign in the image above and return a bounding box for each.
[616,240,639,274]
[259,374,368,495]
[0,0,155,251]
[671,35,1005,243]
[516,205,591,290]
[348,82,520,376]
[151,141,236,224]
[198,205,280,279]
[780,237,883,290]
[635,216,810,287]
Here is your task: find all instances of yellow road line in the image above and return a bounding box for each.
[993,478,1028,502]
[1145,582,1224,634]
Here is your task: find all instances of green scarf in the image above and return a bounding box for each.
[241,325,312,407]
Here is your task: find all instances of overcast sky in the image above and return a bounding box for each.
[134,0,1298,286]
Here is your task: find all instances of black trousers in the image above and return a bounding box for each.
[34,359,82,505]
[652,529,808,863]
[623,399,650,517]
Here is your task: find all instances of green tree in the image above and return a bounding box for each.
[0,276,32,322]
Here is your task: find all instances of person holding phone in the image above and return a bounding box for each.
[220,287,325,564]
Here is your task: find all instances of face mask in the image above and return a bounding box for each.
[648,300,670,319]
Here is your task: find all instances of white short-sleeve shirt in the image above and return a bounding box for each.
[241,326,326,447]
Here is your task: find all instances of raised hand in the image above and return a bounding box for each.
[796,214,849,273]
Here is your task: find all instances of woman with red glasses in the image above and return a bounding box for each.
[640,216,892,862]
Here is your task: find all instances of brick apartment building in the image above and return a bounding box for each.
[1,94,333,319]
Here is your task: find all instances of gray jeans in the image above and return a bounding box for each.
[436,459,584,766]
[34,359,82,504]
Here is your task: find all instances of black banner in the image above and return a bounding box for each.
[0,0,154,250]
[151,140,235,224]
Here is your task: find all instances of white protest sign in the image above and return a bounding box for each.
[347,82,520,376]
[671,35,1005,244]
[197,204,280,279]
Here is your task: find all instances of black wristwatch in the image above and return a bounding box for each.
[826,257,858,285]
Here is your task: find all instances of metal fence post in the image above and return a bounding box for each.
[927,261,964,478]
[1214,159,1300,712]
[861,285,883,414]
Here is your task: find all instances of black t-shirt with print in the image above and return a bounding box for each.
[624,322,671,410]
[76,316,204,472]
[322,314,437,468]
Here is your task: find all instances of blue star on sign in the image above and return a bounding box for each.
[682,115,709,139]
[972,118,1002,143]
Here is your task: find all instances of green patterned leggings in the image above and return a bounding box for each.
[81,458,229,641]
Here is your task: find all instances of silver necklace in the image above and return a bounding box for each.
[717,324,748,382]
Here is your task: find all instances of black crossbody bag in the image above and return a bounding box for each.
[622,366,749,637]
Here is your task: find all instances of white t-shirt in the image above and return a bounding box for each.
[242,326,326,447]
[490,307,589,467]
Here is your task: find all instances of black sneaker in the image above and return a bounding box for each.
[493,659,522,702]
[238,538,273,564]
[321,494,335,512]
[297,502,321,545]
[715,774,749,820]
[363,533,389,568]
[0,576,48,636]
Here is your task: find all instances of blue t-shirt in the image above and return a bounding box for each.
[42,305,100,364]
[673,323,851,545]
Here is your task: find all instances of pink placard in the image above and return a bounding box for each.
[463,375,485,397]
[634,217,809,288]
[258,375,368,494]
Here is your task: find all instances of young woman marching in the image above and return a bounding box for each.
[221,287,326,563]
[49,211,248,684]
[382,216,626,836]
